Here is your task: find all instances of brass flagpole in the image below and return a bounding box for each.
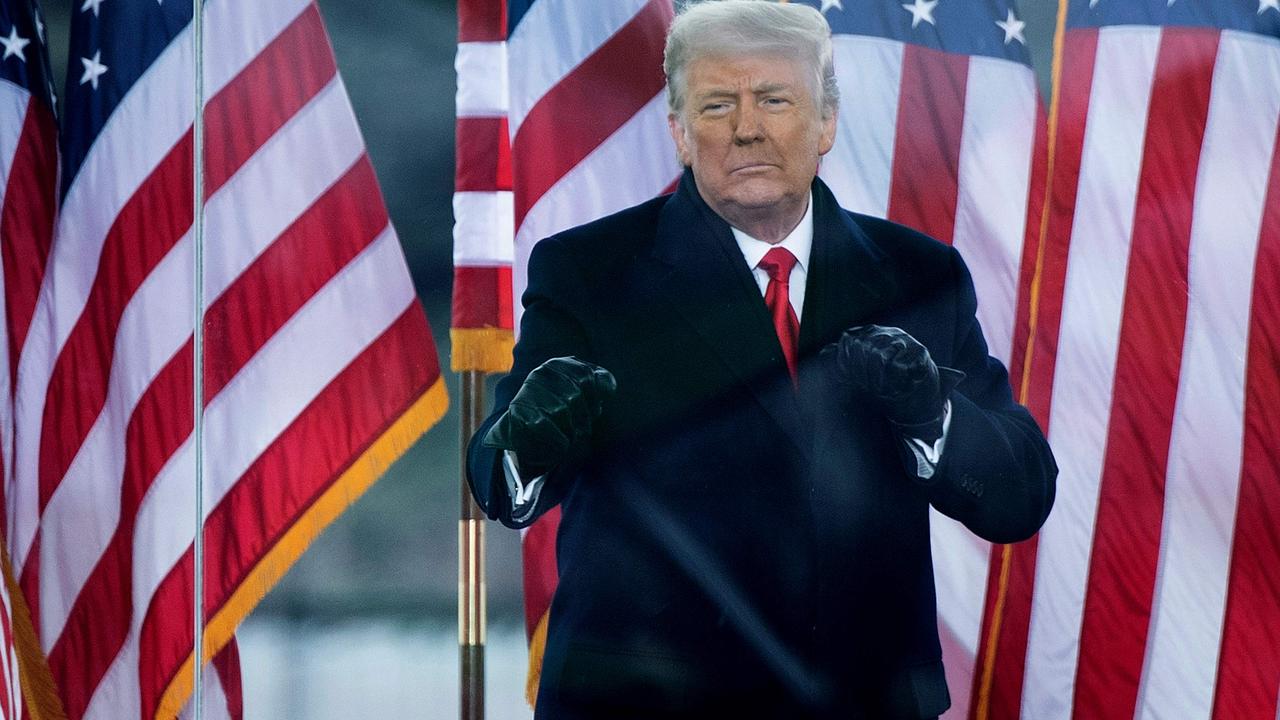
[459,370,486,720]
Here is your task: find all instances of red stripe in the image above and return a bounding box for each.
[213,638,243,720]
[1072,29,1218,719]
[451,266,513,329]
[0,594,13,720]
[139,556,191,720]
[44,155,391,717]
[511,0,671,229]
[139,307,436,717]
[455,117,512,192]
[1211,121,1280,720]
[522,507,560,638]
[458,0,507,42]
[36,3,339,515]
[204,5,337,196]
[971,32,1100,720]
[1006,100,1049,408]
[203,155,389,397]
[886,44,968,244]
[1,99,57,392]
[36,132,192,512]
[45,338,189,720]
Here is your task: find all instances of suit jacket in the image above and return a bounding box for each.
[467,171,1057,719]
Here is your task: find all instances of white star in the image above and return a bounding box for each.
[80,50,108,90]
[1089,0,1100,7]
[0,26,30,62]
[81,0,105,16]
[820,0,844,13]
[995,8,1026,45]
[902,0,938,28]
[1261,0,1280,14]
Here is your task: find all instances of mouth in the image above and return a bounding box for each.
[729,163,778,175]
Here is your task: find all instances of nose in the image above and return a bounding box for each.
[732,101,764,145]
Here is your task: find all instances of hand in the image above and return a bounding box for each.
[824,325,956,426]
[483,357,617,475]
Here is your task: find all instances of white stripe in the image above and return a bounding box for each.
[951,57,1038,367]
[177,659,232,720]
[34,76,364,650]
[1136,30,1280,720]
[453,191,514,264]
[455,41,508,117]
[512,93,679,326]
[0,81,30,208]
[506,0,650,137]
[204,78,363,302]
[83,227,414,720]
[820,35,902,219]
[930,510,991,657]
[11,0,313,577]
[1022,26,1161,720]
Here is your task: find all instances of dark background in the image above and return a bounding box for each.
[37,0,1057,632]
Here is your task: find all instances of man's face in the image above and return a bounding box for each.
[668,53,837,231]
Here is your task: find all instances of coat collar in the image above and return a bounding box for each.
[647,170,897,458]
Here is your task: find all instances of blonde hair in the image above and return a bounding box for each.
[664,0,840,118]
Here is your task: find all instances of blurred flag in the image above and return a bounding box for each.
[986,2,1280,718]
[4,1,446,718]
[1,0,61,717]
[452,0,679,704]
[452,0,515,373]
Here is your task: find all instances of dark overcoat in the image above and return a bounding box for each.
[468,171,1056,719]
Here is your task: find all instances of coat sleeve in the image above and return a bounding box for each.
[924,247,1058,544]
[466,235,595,529]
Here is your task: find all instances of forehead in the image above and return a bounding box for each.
[684,52,810,93]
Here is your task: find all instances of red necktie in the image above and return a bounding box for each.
[758,247,800,380]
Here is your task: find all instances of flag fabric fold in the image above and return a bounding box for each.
[980,2,1280,718]
[2,1,447,718]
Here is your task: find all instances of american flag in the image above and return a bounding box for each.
[3,1,447,718]
[0,0,58,717]
[454,0,1051,712]
[990,1,1280,718]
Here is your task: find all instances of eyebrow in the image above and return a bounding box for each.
[693,82,797,102]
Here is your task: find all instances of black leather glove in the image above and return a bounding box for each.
[483,356,617,476]
[824,325,962,426]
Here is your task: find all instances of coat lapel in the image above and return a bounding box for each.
[648,171,808,457]
[797,178,898,358]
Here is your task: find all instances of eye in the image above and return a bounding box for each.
[701,101,732,116]
[762,96,791,108]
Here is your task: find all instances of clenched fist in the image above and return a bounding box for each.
[483,356,617,475]
[824,325,960,426]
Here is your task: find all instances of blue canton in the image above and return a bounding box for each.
[793,0,1033,66]
[0,0,56,110]
[61,0,193,195]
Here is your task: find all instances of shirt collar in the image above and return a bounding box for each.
[729,192,814,273]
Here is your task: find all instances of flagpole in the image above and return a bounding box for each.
[191,0,207,715]
[459,370,486,720]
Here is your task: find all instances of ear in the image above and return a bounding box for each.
[668,114,692,167]
[818,109,837,157]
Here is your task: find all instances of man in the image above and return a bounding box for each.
[468,1,1056,717]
